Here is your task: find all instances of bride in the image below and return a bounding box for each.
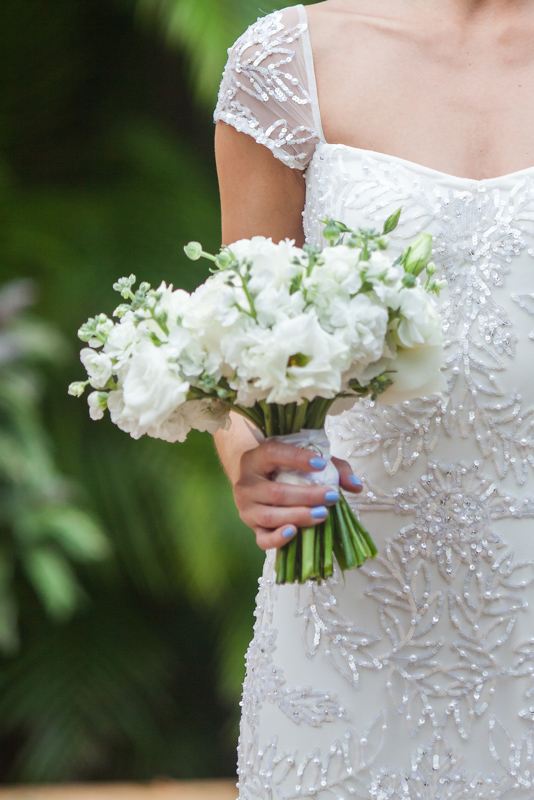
[213,0,534,795]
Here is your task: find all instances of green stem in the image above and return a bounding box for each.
[275,544,287,584]
[323,513,334,578]
[293,400,308,432]
[286,536,297,583]
[276,404,285,435]
[229,403,265,431]
[259,401,275,438]
[285,403,296,433]
[301,526,316,582]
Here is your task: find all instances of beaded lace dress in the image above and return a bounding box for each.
[214,5,534,798]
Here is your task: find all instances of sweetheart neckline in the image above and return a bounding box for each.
[315,141,534,186]
[298,4,534,186]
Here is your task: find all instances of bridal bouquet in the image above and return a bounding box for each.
[69,211,446,584]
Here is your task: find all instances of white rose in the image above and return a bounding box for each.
[80,348,113,389]
[121,343,190,431]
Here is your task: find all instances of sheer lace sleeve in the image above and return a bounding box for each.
[214,5,323,171]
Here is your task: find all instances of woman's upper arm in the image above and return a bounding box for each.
[215,121,307,247]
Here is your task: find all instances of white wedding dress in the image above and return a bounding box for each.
[214,6,534,797]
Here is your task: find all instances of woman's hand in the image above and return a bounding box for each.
[232,439,363,551]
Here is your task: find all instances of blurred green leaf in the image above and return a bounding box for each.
[22,548,81,620]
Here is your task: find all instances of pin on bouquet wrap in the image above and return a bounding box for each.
[69,210,446,584]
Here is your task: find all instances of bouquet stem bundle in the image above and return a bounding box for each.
[229,396,379,585]
[276,497,377,584]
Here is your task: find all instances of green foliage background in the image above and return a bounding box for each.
[0,0,317,784]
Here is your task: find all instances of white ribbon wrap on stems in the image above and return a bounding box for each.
[269,429,339,489]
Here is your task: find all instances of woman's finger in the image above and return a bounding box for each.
[247,479,340,508]
[242,502,330,535]
[245,440,329,478]
[332,456,364,494]
[255,523,298,551]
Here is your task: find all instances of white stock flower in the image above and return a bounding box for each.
[103,316,137,368]
[80,348,113,389]
[87,391,108,421]
[254,284,305,327]
[155,283,190,327]
[229,237,302,291]
[332,294,389,366]
[184,273,244,340]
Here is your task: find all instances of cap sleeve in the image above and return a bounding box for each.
[214,5,322,171]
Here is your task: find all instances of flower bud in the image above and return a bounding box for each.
[68,381,88,397]
[184,242,203,261]
[402,233,433,275]
[323,220,342,245]
[402,273,417,288]
[382,208,401,235]
[215,249,234,269]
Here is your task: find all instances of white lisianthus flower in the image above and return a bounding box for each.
[80,348,113,389]
[396,286,443,347]
[107,389,145,439]
[121,343,190,431]
[231,313,349,405]
[152,398,230,443]
[87,391,108,420]
[378,345,447,405]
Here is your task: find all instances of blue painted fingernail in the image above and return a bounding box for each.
[350,475,363,487]
[310,457,326,470]
[311,506,328,519]
[283,526,296,539]
[325,490,339,503]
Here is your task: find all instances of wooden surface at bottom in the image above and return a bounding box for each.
[0,780,237,800]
